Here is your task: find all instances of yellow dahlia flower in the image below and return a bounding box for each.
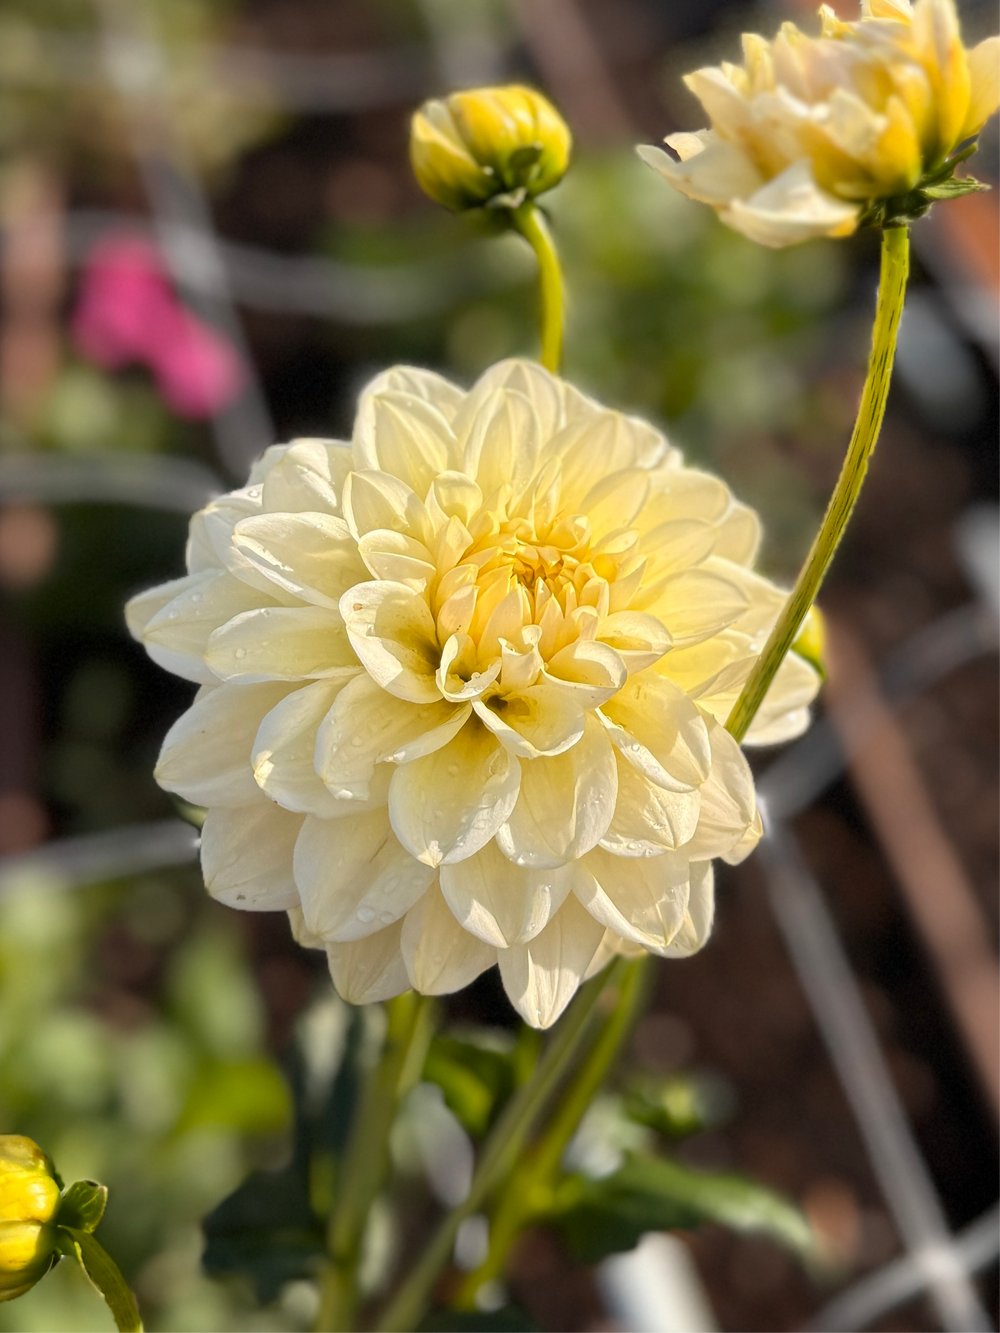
[0,1137,59,1302]
[127,360,818,1027]
[639,0,1000,247]
[411,86,571,213]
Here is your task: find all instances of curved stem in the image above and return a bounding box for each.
[452,955,652,1309]
[512,201,564,373]
[726,224,910,744]
[315,992,436,1333]
[374,961,627,1333]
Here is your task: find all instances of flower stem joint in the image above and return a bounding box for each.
[0,1137,60,1302]
[410,85,572,215]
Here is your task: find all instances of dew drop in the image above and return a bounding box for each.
[190,592,203,604]
[447,763,460,777]
[356,906,376,923]
[351,735,365,747]
[379,910,395,924]
[235,647,248,659]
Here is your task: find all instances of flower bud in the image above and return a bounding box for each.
[410,85,571,212]
[0,1137,60,1302]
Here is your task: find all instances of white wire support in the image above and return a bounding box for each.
[21,209,529,325]
[0,452,222,513]
[757,818,994,1333]
[807,1204,1000,1333]
[95,0,275,478]
[0,819,198,896]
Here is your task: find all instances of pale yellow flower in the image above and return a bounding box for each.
[639,0,999,247]
[411,86,571,212]
[0,1137,59,1303]
[127,361,818,1027]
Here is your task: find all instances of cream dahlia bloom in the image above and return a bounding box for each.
[639,0,1000,247]
[127,360,818,1027]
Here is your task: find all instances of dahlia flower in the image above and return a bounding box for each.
[127,360,818,1027]
[639,0,999,247]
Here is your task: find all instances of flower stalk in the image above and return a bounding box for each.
[726,223,910,744]
[511,201,565,373]
[315,992,436,1333]
[374,961,627,1333]
[452,955,652,1310]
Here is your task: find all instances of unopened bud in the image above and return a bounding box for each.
[410,85,571,212]
[0,1137,60,1302]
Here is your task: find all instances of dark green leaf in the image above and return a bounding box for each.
[550,1154,816,1266]
[419,1306,541,1331]
[423,1034,518,1137]
[202,1000,369,1302]
[56,1180,107,1233]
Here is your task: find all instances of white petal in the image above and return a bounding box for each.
[454,358,563,445]
[497,894,605,1028]
[724,160,859,248]
[684,718,758,860]
[156,682,294,806]
[496,714,617,868]
[252,680,347,815]
[473,683,586,759]
[389,719,521,867]
[139,569,283,683]
[439,840,572,947]
[600,750,701,855]
[327,921,411,1005]
[340,580,441,703]
[400,884,496,995]
[462,388,541,505]
[356,392,456,495]
[597,611,671,673]
[601,674,710,792]
[260,438,351,514]
[637,568,749,645]
[357,528,436,591]
[742,652,819,746]
[576,846,690,954]
[232,512,367,609]
[355,368,464,465]
[126,574,217,684]
[316,672,470,800]
[206,606,358,683]
[342,469,427,542]
[294,809,434,942]
[201,802,303,910]
[662,862,715,957]
[638,133,764,206]
[543,639,627,709]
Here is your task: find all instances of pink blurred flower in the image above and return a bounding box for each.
[72,233,245,419]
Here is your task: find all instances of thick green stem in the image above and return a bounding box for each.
[452,956,652,1309]
[315,992,436,1333]
[726,224,910,744]
[374,962,627,1333]
[512,201,564,373]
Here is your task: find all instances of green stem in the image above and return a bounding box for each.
[374,961,627,1333]
[452,955,652,1309]
[315,992,436,1333]
[512,201,564,373]
[725,224,910,745]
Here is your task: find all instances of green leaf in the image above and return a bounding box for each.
[550,1154,817,1266]
[423,1034,518,1137]
[56,1180,107,1233]
[58,1228,142,1332]
[202,998,368,1302]
[923,176,989,199]
[419,1307,541,1331]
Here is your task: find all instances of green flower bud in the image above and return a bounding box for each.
[410,84,571,212]
[0,1137,60,1302]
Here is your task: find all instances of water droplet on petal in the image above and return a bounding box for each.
[190,592,203,604]
[351,735,365,747]
[235,647,247,659]
[357,906,376,923]
[447,764,460,777]
[379,910,395,924]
